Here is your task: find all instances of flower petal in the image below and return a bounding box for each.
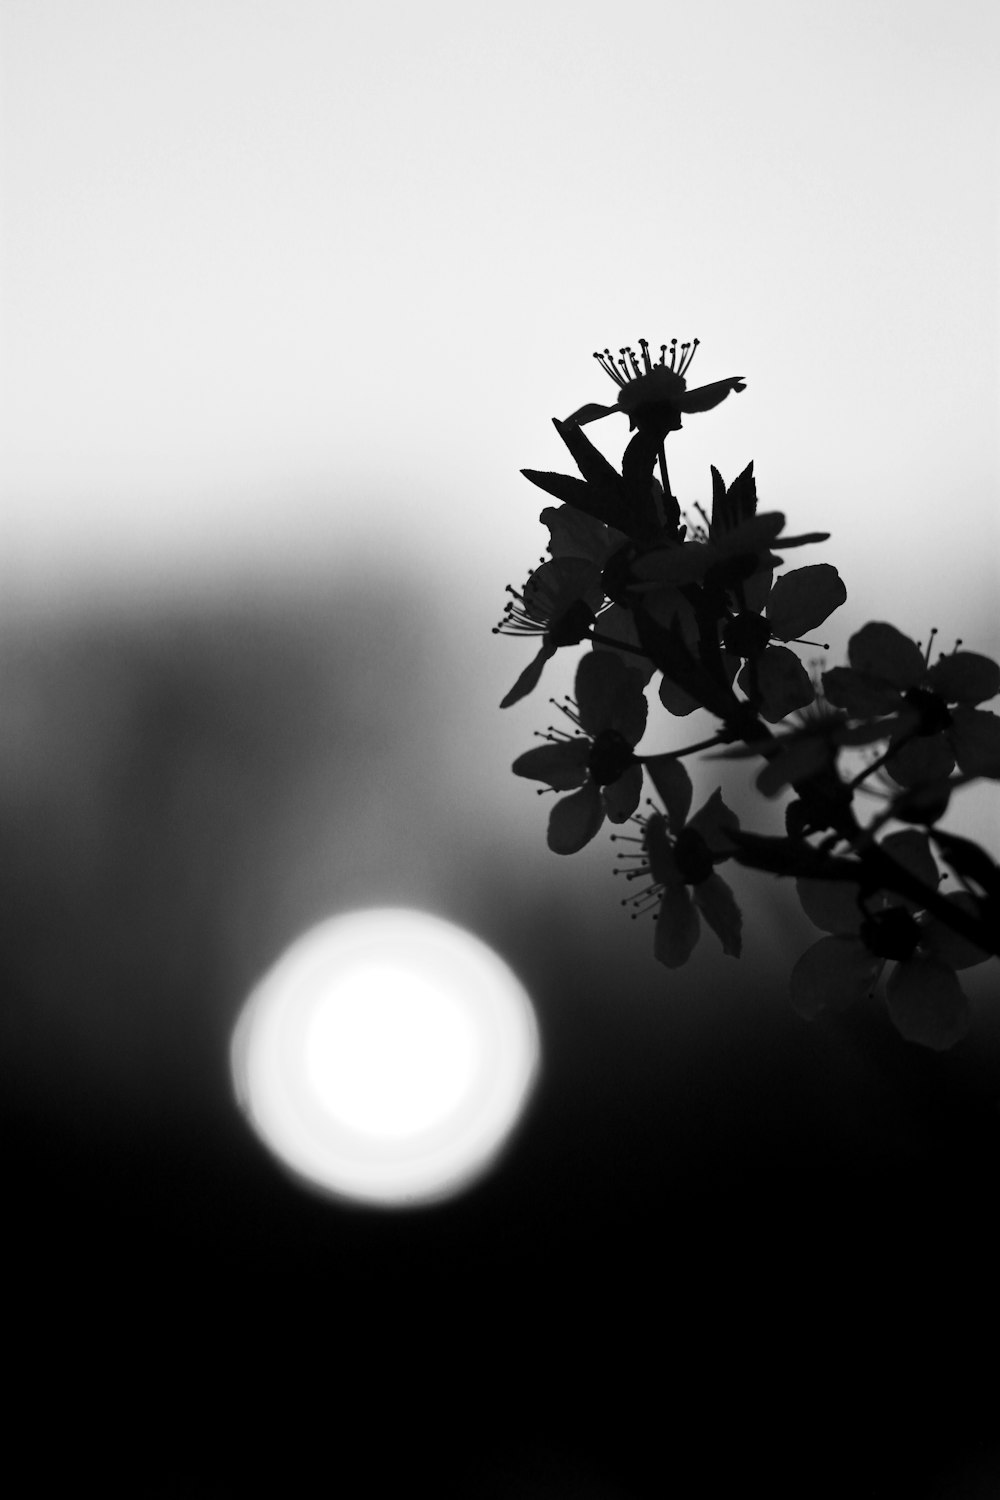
[574,649,647,741]
[523,555,605,621]
[541,504,618,563]
[693,873,742,957]
[789,935,880,1019]
[654,886,700,968]
[738,645,815,723]
[645,756,693,828]
[500,642,556,708]
[884,957,971,1050]
[885,733,956,788]
[822,667,902,718]
[743,565,773,615]
[765,564,847,640]
[678,376,746,413]
[688,788,740,855]
[925,651,1000,706]
[921,892,993,970]
[879,829,939,899]
[563,401,618,426]
[847,623,925,688]
[631,541,712,588]
[756,737,830,797]
[658,674,701,717]
[547,782,605,855]
[603,761,644,823]
[512,739,590,788]
[951,707,1000,778]
[795,878,862,934]
[590,606,657,685]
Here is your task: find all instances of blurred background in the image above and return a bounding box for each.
[2,1,999,1493]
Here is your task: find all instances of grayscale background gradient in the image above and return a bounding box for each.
[1,3,998,1495]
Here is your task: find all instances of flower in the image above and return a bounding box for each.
[565,338,746,433]
[612,757,742,967]
[727,562,847,723]
[494,556,606,708]
[628,508,839,719]
[822,624,1000,785]
[512,650,648,853]
[790,829,991,1048]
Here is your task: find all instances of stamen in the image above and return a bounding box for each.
[920,626,938,670]
[668,338,678,371]
[549,694,583,729]
[594,349,626,388]
[677,337,700,376]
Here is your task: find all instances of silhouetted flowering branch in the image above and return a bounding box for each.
[496,338,1000,1049]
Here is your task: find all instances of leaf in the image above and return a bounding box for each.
[552,417,626,494]
[725,461,758,527]
[553,418,650,539]
[521,469,623,532]
[633,608,737,719]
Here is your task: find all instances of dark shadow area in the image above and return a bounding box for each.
[2,581,999,1497]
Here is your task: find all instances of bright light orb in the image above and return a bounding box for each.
[231,908,541,1208]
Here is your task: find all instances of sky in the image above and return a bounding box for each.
[2,0,997,621]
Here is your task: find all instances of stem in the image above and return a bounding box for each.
[639,733,730,759]
[657,444,673,518]
[731,836,1000,958]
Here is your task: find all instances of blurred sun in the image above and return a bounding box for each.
[231,908,541,1208]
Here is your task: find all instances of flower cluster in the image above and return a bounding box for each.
[495,336,1000,1048]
